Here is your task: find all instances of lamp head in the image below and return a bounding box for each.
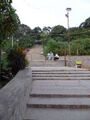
[66,8,72,12]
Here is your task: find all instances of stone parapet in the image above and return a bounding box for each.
[0,67,32,120]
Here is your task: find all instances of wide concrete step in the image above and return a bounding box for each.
[32,79,90,86]
[32,73,90,77]
[31,64,65,67]
[23,108,90,120]
[31,67,88,71]
[32,69,88,72]
[31,88,90,96]
[32,76,90,80]
[27,97,90,109]
[32,70,90,74]
[30,94,90,98]
[31,80,90,94]
[32,68,89,71]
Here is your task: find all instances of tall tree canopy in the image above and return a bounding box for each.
[32,27,42,40]
[50,25,66,36]
[79,17,90,28]
[42,26,52,34]
[0,0,20,41]
[50,25,67,41]
[14,24,32,39]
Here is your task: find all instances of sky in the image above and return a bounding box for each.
[12,0,90,29]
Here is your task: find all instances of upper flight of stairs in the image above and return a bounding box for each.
[24,67,90,120]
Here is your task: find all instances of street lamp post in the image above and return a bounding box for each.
[65,7,72,55]
[12,36,14,48]
[16,39,19,47]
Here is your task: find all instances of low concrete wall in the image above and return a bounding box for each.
[59,56,90,69]
[69,56,90,69]
[0,67,32,120]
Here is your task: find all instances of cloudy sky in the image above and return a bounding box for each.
[12,0,90,29]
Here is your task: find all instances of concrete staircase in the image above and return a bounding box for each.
[24,67,90,120]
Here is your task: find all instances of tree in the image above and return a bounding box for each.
[14,24,34,48]
[14,24,32,39]
[50,25,66,35]
[50,25,66,41]
[42,26,52,34]
[0,0,20,72]
[43,38,68,56]
[79,17,90,28]
[32,26,42,40]
[0,0,20,42]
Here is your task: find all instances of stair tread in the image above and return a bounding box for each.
[32,74,90,77]
[31,66,87,70]
[32,77,90,80]
[32,71,90,73]
[28,97,90,105]
[30,93,90,98]
[31,80,90,94]
[24,108,90,120]
[31,89,90,95]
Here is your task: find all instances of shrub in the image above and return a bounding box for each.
[43,39,68,56]
[70,38,90,55]
[43,39,59,55]
[7,47,28,75]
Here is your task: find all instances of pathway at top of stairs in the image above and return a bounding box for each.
[26,45,72,67]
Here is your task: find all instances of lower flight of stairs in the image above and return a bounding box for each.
[23,67,90,120]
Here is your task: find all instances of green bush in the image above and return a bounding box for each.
[43,37,90,56]
[43,39,68,56]
[43,39,59,55]
[70,38,90,55]
[7,47,28,75]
